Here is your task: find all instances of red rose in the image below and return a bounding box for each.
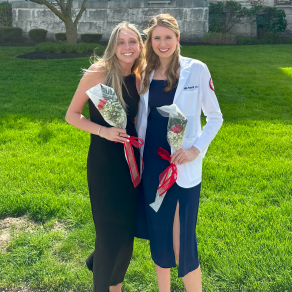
[97,98,108,110]
[170,125,182,134]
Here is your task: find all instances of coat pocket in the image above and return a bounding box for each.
[181,137,203,182]
[182,137,196,150]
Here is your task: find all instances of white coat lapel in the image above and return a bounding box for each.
[143,70,155,110]
[173,56,191,104]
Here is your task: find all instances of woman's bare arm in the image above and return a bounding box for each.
[65,65,129,143]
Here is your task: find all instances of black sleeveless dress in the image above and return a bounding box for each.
[86,73,140,292]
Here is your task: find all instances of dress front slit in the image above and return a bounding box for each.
[136,79,201,277]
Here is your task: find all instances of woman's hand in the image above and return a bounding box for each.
[99,126,130,143]
[170,146,200,165]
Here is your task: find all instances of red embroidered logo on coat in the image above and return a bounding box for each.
[209,78,214,91]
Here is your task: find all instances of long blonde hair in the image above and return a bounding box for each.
[88,22,145,109]
[140,14,180,94]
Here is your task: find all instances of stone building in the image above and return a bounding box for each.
[10,0,292,41]
[209,0,292,37]
[12,0,209,42]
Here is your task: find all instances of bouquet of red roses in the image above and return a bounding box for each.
[150,104,188,212]
[86,84,143,187]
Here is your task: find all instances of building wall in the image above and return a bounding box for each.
[12,0,209,42]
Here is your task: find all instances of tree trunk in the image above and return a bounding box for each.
[29,0,87,46]
[65,20,77,46]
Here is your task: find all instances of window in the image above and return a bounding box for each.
[148,1,171,4]
[256,14,270,38]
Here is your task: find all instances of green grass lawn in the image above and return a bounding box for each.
[0,45,291,292]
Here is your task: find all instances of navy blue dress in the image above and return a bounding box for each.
[136,79,201,278]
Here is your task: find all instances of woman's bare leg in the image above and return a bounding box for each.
[183,266,202,292]
[173,202,202,292]
[109,283,122,292]
[173,201,180,264]
[155,264,171,292]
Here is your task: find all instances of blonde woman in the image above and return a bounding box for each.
[65,22,144,292]
[135,14,223,292]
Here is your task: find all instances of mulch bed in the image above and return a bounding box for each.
[16,51,97,60]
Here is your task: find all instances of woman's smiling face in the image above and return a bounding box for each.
[115,27,141,67]
[151,25,180,59]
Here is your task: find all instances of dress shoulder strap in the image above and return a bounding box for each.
[135,74,141,93]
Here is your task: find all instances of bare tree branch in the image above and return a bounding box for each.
[29,0,88,45]
[55,0,65,11]
[66,0,73,10]
[227,15,242,31]
[62,0,73,19]
[29,0,68,22]
[74,0,87,27]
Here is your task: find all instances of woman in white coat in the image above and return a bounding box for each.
[135,14,223,292]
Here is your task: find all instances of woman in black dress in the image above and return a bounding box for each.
[136,14,223,292]
[65,22,144,292]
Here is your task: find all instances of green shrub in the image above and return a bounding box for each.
[81,33,102,43]
[236,37,247,45]
[35,42,55,53]
[0,2,12,27]
[261,36,273,44]
[74,43,103,54]
[35,41,74,53]
[56,41,74,53]
[92,43,105,54]
[281,37,292,44]
[28,29,47,43]
[236,36,291,45]
[55,33,67,41]
[74,42,90,54]
[250,38,261,45]
[260,32,289,44]
[0,27,22,43]
[34,41,104,54]
[203,32,236,45]
[236,37,261,45]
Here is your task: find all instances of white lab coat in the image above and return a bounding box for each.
[136,55,223,188]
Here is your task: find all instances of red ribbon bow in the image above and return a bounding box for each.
[157,147,178,196]
[124,136,144,188]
